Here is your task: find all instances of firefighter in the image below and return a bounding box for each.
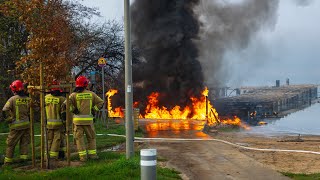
[1,80,30,165]
[45,79,66,160]
[69,76,103,161]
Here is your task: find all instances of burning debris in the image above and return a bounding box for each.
[107,88,249,131]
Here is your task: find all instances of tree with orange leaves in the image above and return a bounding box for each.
[1,0,137,96]
[1,0,74,85]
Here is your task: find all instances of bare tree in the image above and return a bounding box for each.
[71,20,142,96]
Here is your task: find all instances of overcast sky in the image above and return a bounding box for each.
[82,0,320,87]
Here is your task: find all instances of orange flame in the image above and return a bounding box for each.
[143,88,223,125]
[106,89,123,117]
[221,116,251,130]
[107,87,249,130]
[258,121,267,126]
[202,87,209,96]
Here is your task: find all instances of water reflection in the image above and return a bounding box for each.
[134,103,320,137]
[140,119,210,138]
[246,103,320,136]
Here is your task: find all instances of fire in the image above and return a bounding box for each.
[202,87,209,96]
[221,116,251,130]
[258,121,267,126]
[144,92,192,119]
[143,87,222,125]
[107,87,249,130]
[106,89,123,117]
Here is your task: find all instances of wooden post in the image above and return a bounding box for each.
[40,62,45,169]
[28,80,74,168]
[205,96,208,123]
[29,92,35,168]
[40,62,50,169]
[66,89,71,166]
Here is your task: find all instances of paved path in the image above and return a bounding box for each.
[149,140,291,180]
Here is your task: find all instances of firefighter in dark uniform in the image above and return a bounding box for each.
[2,80,30,165]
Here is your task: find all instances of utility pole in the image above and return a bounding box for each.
[124,0,134,159]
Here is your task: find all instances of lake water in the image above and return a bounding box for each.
[138,103,320,137]
[246,102,320,136]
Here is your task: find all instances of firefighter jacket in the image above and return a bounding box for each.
[2,95,30,130]
[45,94,66,129]
[69,90,103,125]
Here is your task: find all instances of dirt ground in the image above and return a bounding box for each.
[144,130,320,180]
[214,132,320,174]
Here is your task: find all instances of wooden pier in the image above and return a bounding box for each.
[214,84,318,123]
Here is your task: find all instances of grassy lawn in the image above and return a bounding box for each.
[282,172,320,180]
[0,119,182,180]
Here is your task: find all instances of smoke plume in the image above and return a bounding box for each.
[131,0,203,110]
[293,0,313,6]
[131,0,279,111]
[196,0,279,88]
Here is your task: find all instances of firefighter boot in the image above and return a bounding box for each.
[51,158,61,169]
[2,162,12,168]
[79,155,87,162]
[58,151,65,160]
[2,157,13,167]
[17,154,28,164]
[88,154,99,160]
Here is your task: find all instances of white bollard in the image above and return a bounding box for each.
[140,149,157,180]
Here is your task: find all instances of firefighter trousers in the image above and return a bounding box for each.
[4,128,30,163]
[73,124,97,159]
[47,127,65,159]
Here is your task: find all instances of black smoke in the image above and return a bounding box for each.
[131,0,204,112]
[130,0,280,115]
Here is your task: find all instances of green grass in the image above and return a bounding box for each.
[0,119,181,180]
[282,172,320,180]
[0,152,181,180]
[0,122,9,133]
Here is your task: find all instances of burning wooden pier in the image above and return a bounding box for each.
[107,87,250,131]
[214,84,318,124]
[106,83,318,131]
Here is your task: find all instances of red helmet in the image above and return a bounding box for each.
[51,79,62,92]
[10,80,24,92]
[76,76,89,87]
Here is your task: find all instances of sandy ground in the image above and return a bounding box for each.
[144,130,320,180]
[214,131,320,174]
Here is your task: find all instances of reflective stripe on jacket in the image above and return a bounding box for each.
[9,119,30,129]
[45,94,65,129]
[2,95,30,130]
[69,90,103,125]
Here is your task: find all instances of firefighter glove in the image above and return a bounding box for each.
[61,112,67,122]
[2,111,12,123]
[2,111,7,121]
[73,108,80,115]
